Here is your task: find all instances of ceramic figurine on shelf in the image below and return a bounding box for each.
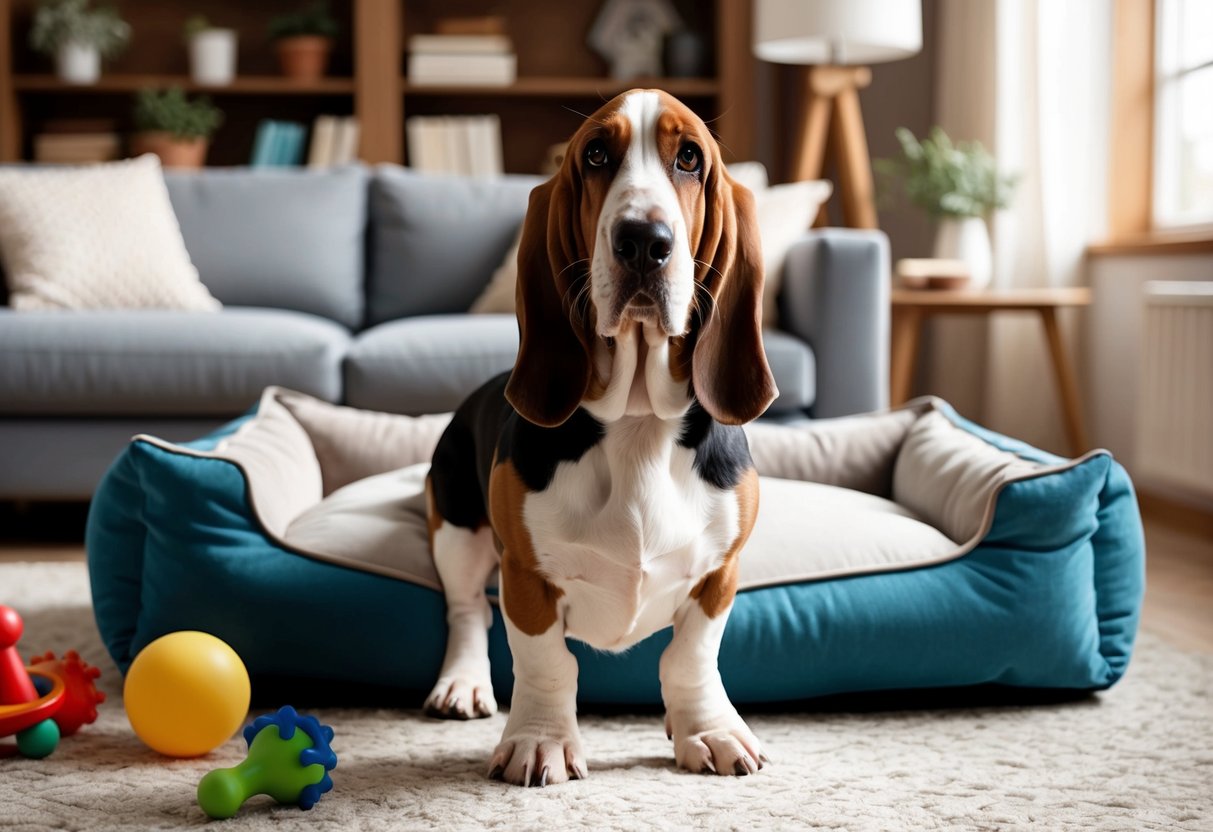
[588,0,682,81]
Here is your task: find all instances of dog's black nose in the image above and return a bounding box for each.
[613,220,674,276]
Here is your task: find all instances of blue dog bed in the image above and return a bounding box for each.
[86,388,1144,705]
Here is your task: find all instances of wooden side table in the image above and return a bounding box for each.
[890,287,1093,456]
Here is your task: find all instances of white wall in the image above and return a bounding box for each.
[1088,252,1213,505]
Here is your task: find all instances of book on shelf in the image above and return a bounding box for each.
[33,118,120,164]
[250,120,308,167]
[34,133,121,164]
[408,34,512,54]
[306,116,360,168]
[406,115,502,177]
[332,118,360,166]
[407,33,517,86]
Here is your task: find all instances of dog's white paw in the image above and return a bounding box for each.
[423,675,497,720]
[667,711,766,776]
[488,704,586,786]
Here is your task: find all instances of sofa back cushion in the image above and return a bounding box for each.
[366,166,543,325]
[165,166,368,329]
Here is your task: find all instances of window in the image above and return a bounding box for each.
[1154,0,1213,229]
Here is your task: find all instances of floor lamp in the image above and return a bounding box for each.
[754,0,923,229]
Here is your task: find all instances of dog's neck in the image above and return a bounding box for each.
[582,322,691,424]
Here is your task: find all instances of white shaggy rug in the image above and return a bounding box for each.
[0,563,1209,832]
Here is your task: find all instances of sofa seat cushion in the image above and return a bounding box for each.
[0,308,348,416]
[762,329,816,413]
[345,314,519,414]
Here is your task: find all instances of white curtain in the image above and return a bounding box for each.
[930,0,1111,452]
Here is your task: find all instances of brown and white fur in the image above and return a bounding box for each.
[424,89,777,787]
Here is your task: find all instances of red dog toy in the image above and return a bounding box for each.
[0,605,105,758]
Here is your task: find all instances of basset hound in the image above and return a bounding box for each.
[424,89,777,787]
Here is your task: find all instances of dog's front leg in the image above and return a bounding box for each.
[489,611,585,786]
[660,593,766,776]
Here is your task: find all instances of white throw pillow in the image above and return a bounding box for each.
[0,154,219,311]
[752,177,831,326]
[469,162,830,328]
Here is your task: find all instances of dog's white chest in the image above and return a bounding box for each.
[522,418,740,651]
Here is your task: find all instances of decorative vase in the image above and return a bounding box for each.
[933,216,993,290]
[56,41,100,84]
[275,36,332,81]
[189,29,238,86]
[130,133,209,169]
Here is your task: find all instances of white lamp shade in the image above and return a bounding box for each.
[754,0,922,65]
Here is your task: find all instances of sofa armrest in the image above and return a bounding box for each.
[778,229,890,418]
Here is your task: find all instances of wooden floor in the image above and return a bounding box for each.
[1,505,1210,653]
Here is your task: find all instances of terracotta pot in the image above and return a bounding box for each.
[130,132,209,169]
[276,35,332,80]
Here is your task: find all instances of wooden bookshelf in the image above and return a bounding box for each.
[0,0,757,171]
[12,74,356,94]
[401,77,721,98]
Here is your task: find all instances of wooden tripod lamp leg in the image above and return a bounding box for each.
[790,66,878,230]
[831,78,878,229]
[792,68,832,183]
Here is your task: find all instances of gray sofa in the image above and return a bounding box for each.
[0,165,889,499]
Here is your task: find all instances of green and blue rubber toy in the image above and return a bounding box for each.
[196,705,337,819]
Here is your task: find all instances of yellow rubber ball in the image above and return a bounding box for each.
[124,631,251,758]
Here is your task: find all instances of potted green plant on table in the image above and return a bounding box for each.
[876,127,1018,290]
[268,1,339,81]
[130,87,223,169]
[29,0,130,85]
[184,15,238,87]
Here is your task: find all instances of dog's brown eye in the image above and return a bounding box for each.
[676,143,702,173]
[585,140,609,168]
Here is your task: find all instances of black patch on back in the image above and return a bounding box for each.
[678,401,752,489]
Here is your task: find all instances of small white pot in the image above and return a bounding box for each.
[189,29,238,86]
[933,216,993,290]
[56,41,101,84]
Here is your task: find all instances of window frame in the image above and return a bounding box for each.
[1093,0,1213,256]
[1152,0,1213,232]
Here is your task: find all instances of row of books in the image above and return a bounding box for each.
[406,115,503,177]
[407,34,516,86]
[250,116,359,168]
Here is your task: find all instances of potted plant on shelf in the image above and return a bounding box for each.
[268,1,339,81]
[29,0,130,85]
[130,87,223,169]
[184,15,238,87]
[876,127,1018,290]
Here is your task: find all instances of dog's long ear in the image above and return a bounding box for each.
[505,175,593,427]
[690,159,777,425]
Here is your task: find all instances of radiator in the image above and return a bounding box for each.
[1135,281,1213,497]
